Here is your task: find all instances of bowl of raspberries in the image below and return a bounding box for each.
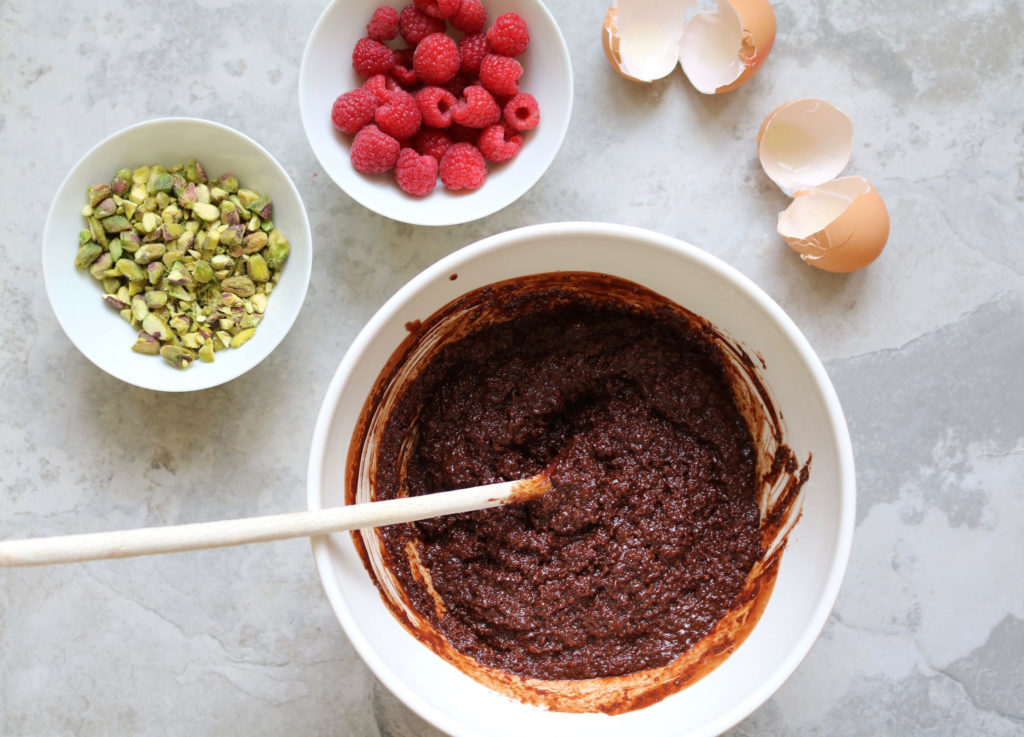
[300,0,572,226]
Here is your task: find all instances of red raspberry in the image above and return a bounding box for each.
[487,12,529,57]
[414,86,457,128]
[399,3,445,45]
[352,37,394,78]
[457,33,489,76]
[440,142,487,190]
[390,49,420,87]
[451,0,486,33]
[447,122,480,144]
[452,85,500,128]
[441,72,472,99]
[351,124,400,174]
[413,127,452,161]
[413,32,460,85]
[366,6,400,41]
[331,88,379,135]
[503,92,539,131]
[413,0,460,19]
[375,89,422,140]
[478,54,522,97]
[395,147,439,196]
[477,123,523,163]
[363,73,401,103]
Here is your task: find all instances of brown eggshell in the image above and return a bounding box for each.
[715,0,776,93]
[778,176,890,273]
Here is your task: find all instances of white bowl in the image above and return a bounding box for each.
[43,117,313,392]
[307,222,855,737]
[299,0,573,226]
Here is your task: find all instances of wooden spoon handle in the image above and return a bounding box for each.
[0,474,550,567]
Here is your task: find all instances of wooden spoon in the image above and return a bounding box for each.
[0,474,551,567]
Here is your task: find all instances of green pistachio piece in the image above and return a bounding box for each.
[144,290,168,309]
[236,188,259,208]
[198,341,216,362]
[248,196,272,220]
[88,216,108,247]
[131,331,160,355]
[185,160,207,184]
[251,293,268,313]
[111,169,132,197]
[102,214,132,234]
[217,174,239,194]
[210,254,234,270]
[159,345,195,369]
[247,254,270,283]
[168,314,191,334]
[78,229,92,245]
[142,314,172,341]
[87,183,112,208]
[120,232,141,253]
[131,294,149,323]
[115,258,147,282]
[108,238,123,262]
[192,260,214,283]
[166,260,192,287]
[147,170,174,194]
[93,198,117,219]
[162,249,183,268]
[88,252,114,279]
[230,328,256,348]
[266,231,290,269]
[134,242,166,266]
[74,243,103,269]
[101,277,121,295]
[221,276,255,298]
[102,294,128,310]
[191,201,220,222]
[241,231,267,255]
[146,262,165,286]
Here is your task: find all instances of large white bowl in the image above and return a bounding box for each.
[299,0,573,226]
[43,117,313,392]
[307,222,855,737]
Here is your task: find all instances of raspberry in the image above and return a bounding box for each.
[413,33,460,85]
[395,147,439,196]
[399,3,445,45]
[363,73,401,103]
[447,122,480,144]
[331,88,379,135]
[440,142,487,190]
[487,12,529,57]
[450,0,486,33]
[351,124,400,174]
[441,72,472,99]
[375,88,422,140]
[413,0,460,20]
[452,85,501,128]
[478,54,522,98]
[503,92,540,131]
[413,127,452,161]
[414,86,457,128]
[352,37,394,78]
[457,33,489,76]
[477,123,523,163]
[366,6,400,41]
[390,49,420,87]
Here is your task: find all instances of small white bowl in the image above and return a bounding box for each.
[299,0,573,226]
[307,223,856,737]
[43,117,313,392]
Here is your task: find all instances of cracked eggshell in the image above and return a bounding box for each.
[777,176,889,272]
[758,98,853,195]
[678,0,776,94]
[603,0,695,83]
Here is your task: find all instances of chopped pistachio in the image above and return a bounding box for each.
[74,243,103,269]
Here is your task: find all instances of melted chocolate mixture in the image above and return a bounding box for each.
[376,292,760,681]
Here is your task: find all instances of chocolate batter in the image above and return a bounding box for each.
[373,281,761,681]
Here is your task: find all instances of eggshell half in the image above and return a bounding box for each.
[758,98,853,195]
[777,176,889,272]
[678,0,776,94]
[602,0,694,83]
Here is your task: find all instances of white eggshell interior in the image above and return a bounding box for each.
[777,176,870,238]
[759,99,853,195]
[678,1,744,93]
[614,0,694,81]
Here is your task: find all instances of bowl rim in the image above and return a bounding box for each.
[307,221,856,736]
[297,0,574,226]
[42,115,313,392]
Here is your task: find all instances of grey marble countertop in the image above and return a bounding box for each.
[2,1,1021,735]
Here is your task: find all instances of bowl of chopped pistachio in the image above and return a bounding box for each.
[43,117,312,391]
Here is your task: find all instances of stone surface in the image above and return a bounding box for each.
[1,1,1021,735]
